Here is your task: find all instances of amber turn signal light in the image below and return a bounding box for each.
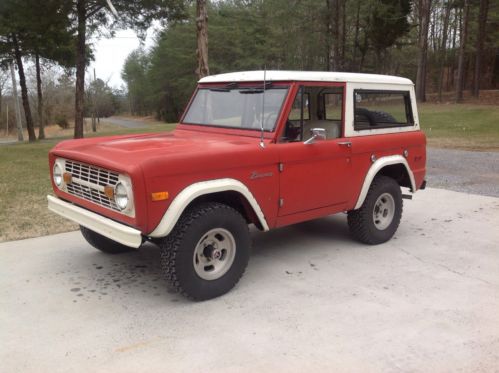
[63,172,72,184]
[151,191,169,201]
[104,185,114,199]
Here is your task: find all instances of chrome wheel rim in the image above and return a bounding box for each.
[193,228,236,281]
[373,193,395,230]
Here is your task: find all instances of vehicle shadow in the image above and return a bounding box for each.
[251,214,353,257]
[67,214,352,303]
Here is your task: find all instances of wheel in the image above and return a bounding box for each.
[347,176,403,245]
[158,202,251,301]
[80,226,135,254]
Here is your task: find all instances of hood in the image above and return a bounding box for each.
[51,129,276,177]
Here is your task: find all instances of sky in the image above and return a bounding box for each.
[88,29,156,88]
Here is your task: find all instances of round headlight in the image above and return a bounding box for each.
[114,182,129,210]
[53,163,62,186]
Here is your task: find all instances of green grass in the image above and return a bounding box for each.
[418,104,499,150]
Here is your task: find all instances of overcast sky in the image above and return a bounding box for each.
[88,29,156,88]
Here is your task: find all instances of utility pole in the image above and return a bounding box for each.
[9,62,24,142]
[92,68,96,132]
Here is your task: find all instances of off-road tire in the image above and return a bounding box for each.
[80,226,135,254]
[158,202,251,301]
[348,176,403,245]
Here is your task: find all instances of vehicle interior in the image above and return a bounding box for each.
[281,86,343,142]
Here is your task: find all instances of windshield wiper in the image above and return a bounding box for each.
[209,82,239,92]
[238,82,273,94]
[209,87,231,92]
[239,89,264,94]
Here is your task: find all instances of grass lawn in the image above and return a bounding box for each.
[419,103,499,151]
[0,104,498,243]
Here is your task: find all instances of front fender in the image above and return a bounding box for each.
[148,178,269,238]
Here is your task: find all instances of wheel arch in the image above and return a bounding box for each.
[354,155,416,210]
[148,178,269,238]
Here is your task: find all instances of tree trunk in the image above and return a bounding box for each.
[195,0,209,79]
[35,52,45,140]
[326,0,340,71]
[472,0,489,97]
[74,0,86,139]
[352,0,360,70]
[437,0,452,101]
[415,0,432,102]
[456,0,470,103]
[9,62,24,141]
[12,34,36,142]
[340,0,346,70]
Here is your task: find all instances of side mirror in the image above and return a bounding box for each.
[304,128,326,145]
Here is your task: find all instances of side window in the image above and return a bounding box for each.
[282,86,344,142]
[288,92,310,121]
[323,92,343,121]
[354,90,413,130]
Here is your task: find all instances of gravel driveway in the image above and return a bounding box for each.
[426,148,499,198]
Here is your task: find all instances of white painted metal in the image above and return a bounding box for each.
[200,70,413,85]
[47,195,142,248]
[354,155,416,210]
[148,178,269,238]
[344,82,419,137]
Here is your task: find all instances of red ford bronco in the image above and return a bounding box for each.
[48,71,426,300]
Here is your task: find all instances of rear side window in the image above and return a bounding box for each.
[354,90,413,130]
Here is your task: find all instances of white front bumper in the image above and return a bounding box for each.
[47,195,142,248]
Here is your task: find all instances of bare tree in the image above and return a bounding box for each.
[472,0,489,97]
[455,0,470,102]
[12,34,36,141]
[35,52,45,139]
[437,0,452,101]
[196,0,209,79]
[415,0,432,102]
[326,0,341,71]
[0,69,8,132]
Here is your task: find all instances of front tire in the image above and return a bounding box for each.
[80,226,135,254]
[158,202,251,301]
[348,176,403,245]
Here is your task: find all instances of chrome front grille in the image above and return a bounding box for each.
[65,160,119,187]
[65,160,120,212]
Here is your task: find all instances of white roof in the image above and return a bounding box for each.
[199,70,413,85]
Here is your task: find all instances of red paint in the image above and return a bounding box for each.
[49,81,426,235]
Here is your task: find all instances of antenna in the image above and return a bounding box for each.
[259,68,266,149]
[105,0,119,17]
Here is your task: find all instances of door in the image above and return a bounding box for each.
[277,83,352,216]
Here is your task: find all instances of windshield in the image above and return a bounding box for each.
[182,87,288,131]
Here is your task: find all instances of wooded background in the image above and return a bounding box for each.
[1,0,498,139]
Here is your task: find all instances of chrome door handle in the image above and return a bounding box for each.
[338,141,352,148]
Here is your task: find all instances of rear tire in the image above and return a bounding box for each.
[80,226,135,254]
[158,202,250,301]
[348,176,403,245]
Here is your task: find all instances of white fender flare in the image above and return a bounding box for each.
[354,155,416,210]
[148,178,269,238]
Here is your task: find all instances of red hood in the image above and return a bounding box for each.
[50,128,276,177]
